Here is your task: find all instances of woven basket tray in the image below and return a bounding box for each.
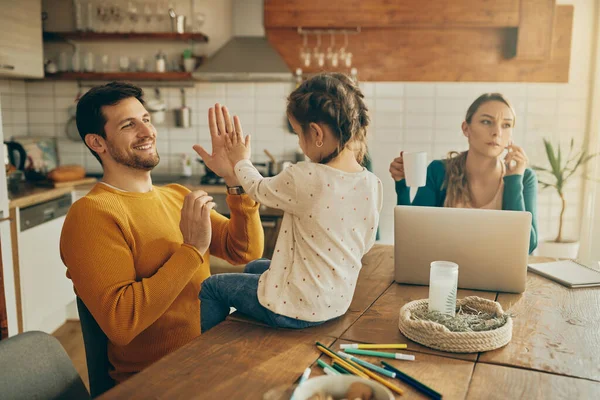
[398,296,512,353]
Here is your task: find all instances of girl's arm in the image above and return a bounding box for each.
[234,160,302,215]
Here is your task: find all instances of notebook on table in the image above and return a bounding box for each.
[527,260,600,288]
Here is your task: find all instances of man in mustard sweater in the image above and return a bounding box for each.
[60,82,263,384]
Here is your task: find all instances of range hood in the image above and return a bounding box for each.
[193,0,293,82]
[193,37,293,82]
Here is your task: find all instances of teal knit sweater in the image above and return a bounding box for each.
[395,160,538,254]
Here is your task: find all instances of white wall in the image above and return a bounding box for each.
[1,0,597,251]
[579,0,600,263]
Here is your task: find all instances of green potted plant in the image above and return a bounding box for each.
[532,138,598,258]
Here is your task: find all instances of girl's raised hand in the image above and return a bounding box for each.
[224,115,251,166]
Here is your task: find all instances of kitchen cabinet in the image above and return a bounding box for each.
[0,216,11,340]
[265,0,521,28]
[264,0,573,82]
[0,0,44,79]
[13,194,74,333]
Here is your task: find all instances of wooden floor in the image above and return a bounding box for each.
[53,320,89,390]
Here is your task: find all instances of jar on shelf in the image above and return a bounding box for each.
[155,50,167,73]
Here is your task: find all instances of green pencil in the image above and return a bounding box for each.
[344,348,415,361]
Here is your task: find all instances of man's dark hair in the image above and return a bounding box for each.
[76,81,145,164]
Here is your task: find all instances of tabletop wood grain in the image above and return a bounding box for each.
[99,320,336,400]
[98,245,600,399]
[478,272,600,382]
[466,363,600,400]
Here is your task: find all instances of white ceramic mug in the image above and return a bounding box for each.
[403,151,427,187]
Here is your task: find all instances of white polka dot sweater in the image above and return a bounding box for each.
[234,159,383,322]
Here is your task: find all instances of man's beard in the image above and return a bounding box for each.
[107,142,160,170]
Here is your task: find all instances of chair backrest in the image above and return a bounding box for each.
[0,330,90,400]
[76,297,115,398]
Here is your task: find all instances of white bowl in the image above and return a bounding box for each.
[292,375,395,400]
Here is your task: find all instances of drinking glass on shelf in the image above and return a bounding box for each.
[143,2,153,31]
[95,2,109,32]
[192,11,206,33]
[108,3,124,33]
[119,56,130,72]
[135,56,146,72]
[155,0,169,31]
[102,54,110,72]
[127,0,139,32]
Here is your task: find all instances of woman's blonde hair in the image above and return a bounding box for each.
[444,93,516,207]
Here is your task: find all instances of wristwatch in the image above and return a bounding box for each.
[226,185,245,195]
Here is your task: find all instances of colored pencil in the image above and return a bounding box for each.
[333,351,405,396]
[337,351,397,378]
[332,361,351,374]
[345,348,415,361]
[317,359,341,376]
[382,361,442,399]
[340,343,408,350]
[315,342,369,378]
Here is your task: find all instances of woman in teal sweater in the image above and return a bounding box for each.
[390,93,538,254]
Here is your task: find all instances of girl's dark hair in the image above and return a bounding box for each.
[286,72,370,164]
[76,81,145,164]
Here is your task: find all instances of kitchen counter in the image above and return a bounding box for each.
[8,180,97,209]
[9,176,284,218]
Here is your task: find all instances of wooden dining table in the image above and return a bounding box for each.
[99,245,600,400]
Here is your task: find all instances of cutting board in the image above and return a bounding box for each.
[53,177,97,188]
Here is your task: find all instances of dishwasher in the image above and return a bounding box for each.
[18,193,75,333]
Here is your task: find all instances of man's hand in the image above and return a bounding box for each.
[193,104,240,186]
[180,190,215,254]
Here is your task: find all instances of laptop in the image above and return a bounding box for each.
[394,206,532,293]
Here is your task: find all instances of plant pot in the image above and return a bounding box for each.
[536,240,580,259]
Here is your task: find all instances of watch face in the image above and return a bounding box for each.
[228,186,243,195]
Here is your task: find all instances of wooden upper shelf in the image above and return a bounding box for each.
[265,0,521,28]
[264,0,572,82]
[44,72,193,81]
[43,32,209,42]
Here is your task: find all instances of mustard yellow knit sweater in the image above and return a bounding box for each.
[60,183,263,382]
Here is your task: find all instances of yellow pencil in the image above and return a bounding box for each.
[340,354,405,396]
[340,343,408,350]
[316,345,369,379]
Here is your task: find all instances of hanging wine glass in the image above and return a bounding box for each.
[338,31,348,64]
[326,32,334,62]
[299,33,311,68]
[313,33,325,68]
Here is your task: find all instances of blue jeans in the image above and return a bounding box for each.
[200,259,326,332]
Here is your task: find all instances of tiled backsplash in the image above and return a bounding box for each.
[0,78,588,246]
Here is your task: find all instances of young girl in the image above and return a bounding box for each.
[389,93,538,253]
[198,73,383,332]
